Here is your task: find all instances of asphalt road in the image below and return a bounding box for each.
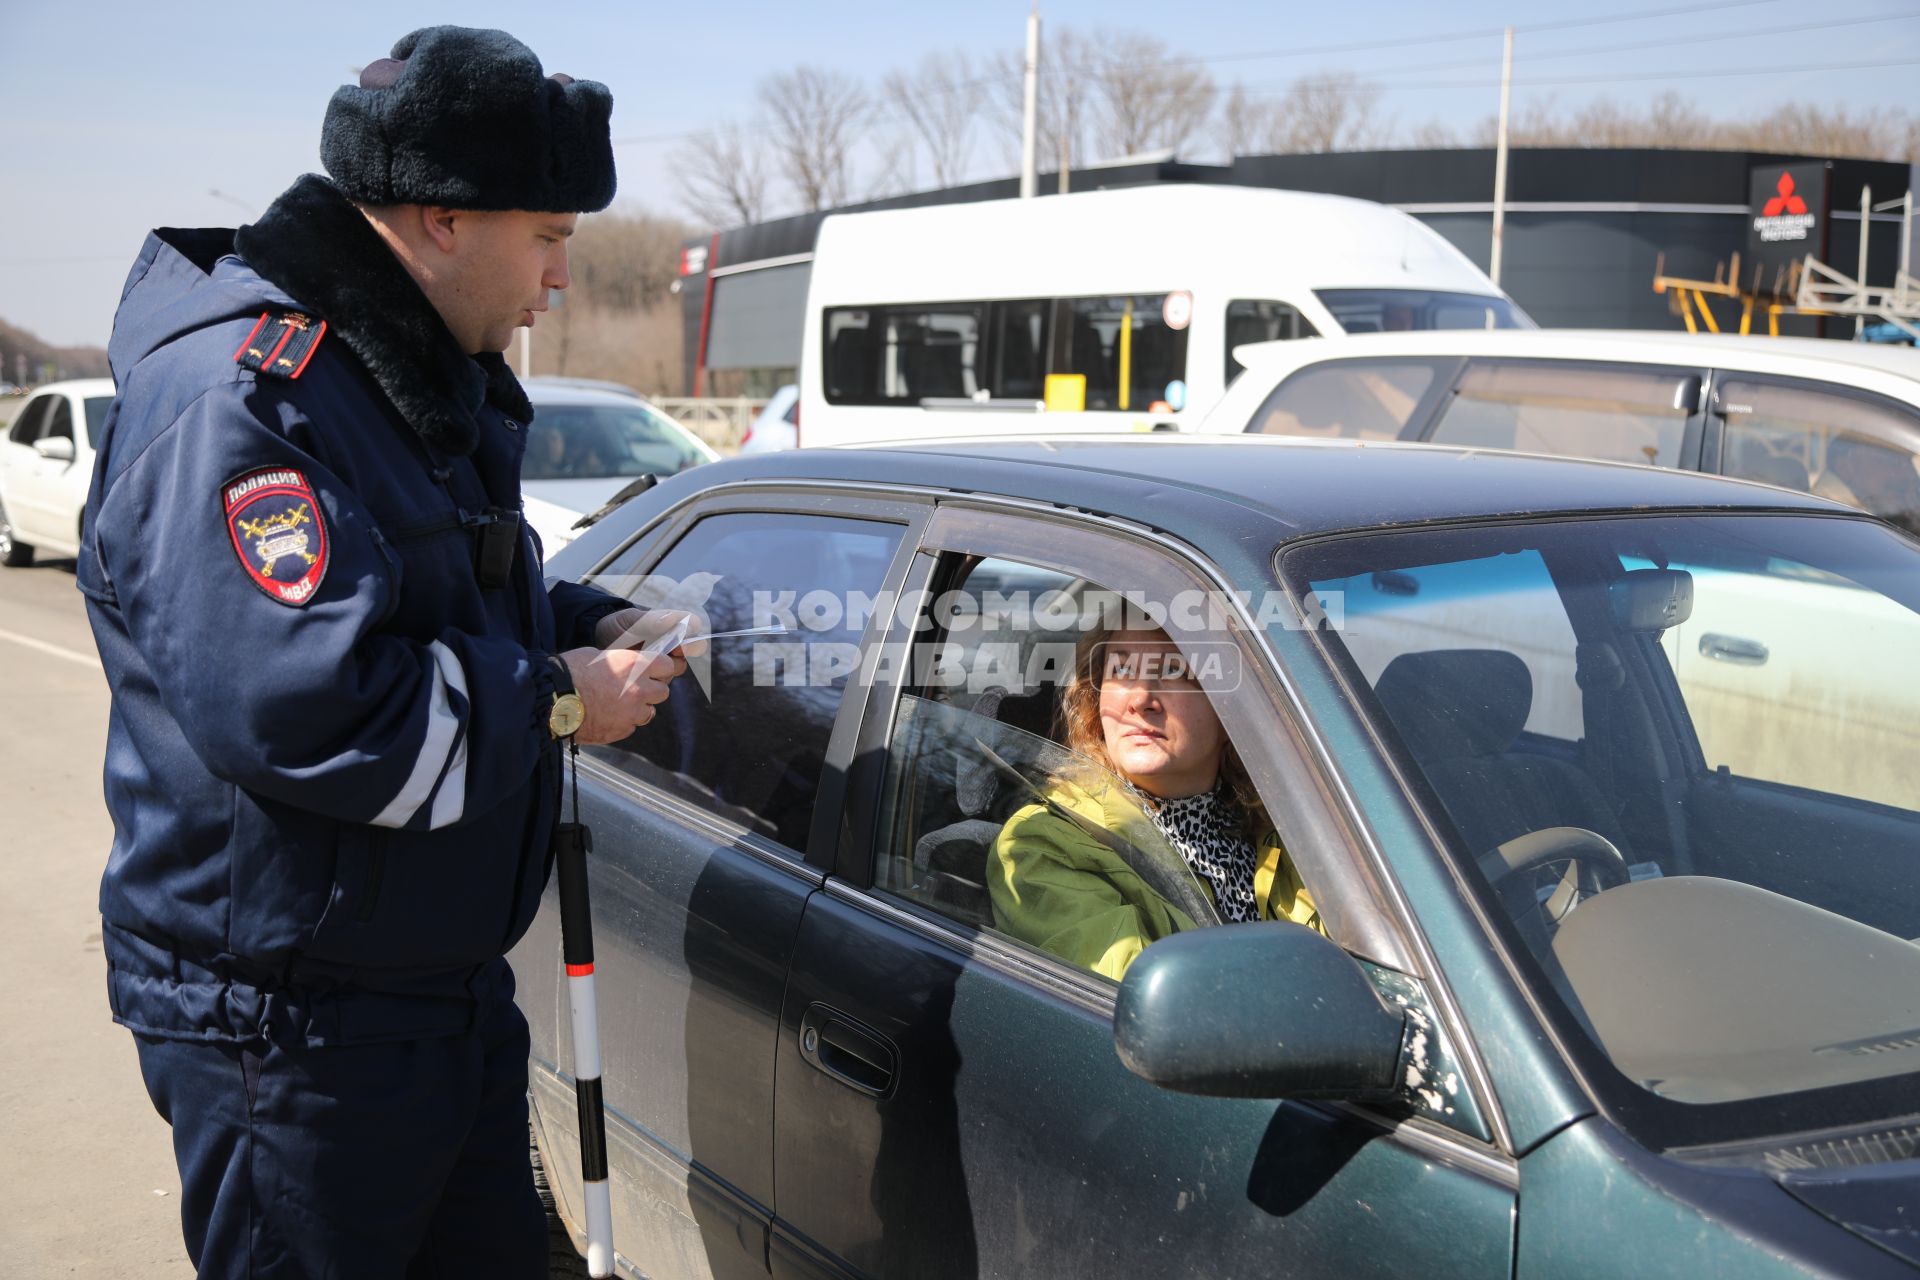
[0,558,194,1276]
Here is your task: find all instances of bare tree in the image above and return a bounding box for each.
[1402,118,1462,149]
[865,130,918,201]
[1265,72,1387,154]
[1216,84,1274,158]
[759,67,870,211]
[986,26,1098,175]
[568,208,695,311]
[883,52,981,187]
[671,123,770,228]
[1087,31,1216,160]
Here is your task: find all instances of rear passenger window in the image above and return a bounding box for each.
[1717,378,1920,537]
[590,511,904,851]
[1431,361,1693,468]
[1249,360,1438,441]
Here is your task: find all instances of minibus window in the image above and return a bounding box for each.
[989,300,1050,400]
[823,304,984,405]
[1225,300,1319,384]
[1049,294,1189,413]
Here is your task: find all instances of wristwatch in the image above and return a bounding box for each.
[544,655,585,740]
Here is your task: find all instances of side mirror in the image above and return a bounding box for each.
[33,436,75,463]
[1114,923,1407,1099]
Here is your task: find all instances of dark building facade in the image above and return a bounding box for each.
[678,148,1917,395]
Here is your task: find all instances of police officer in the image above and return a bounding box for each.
[80,27,679,1278]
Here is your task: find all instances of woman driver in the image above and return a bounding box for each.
[989,623,1323,980]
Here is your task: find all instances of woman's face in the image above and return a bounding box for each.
[1096,628,1227,799]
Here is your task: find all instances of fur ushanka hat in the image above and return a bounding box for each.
[320,26,616,213]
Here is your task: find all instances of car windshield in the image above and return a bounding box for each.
[523,403,708,480]
[1315,289,1532,334]
[1285,512,1920,1148]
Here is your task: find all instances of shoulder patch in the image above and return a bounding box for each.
[223,468,329,606]
[233,311,327,379]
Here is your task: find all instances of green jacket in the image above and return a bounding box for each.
[989,773,1323,981]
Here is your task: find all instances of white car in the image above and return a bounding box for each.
[0,377,115,567]
[1198,330,1920,537]
[521,380,718,555]
[737,383,799,454]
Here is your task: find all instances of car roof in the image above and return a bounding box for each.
[21,378,117,398]
[524,382,654,408]
[813,183,1501,302]
[1229,329,1920,390]
[691,434,1846,546]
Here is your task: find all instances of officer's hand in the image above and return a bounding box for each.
[593,607,708,664]
[561,645,680,745]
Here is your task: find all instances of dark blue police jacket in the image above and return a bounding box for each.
[80,176,627,1046]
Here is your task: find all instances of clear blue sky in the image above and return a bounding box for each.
[2,0,1916,347]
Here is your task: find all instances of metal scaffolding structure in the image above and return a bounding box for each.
[1654,186,1919,342]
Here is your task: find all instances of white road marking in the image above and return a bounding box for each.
[0,626,103,672]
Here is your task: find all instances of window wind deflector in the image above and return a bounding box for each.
[571,474,660,531]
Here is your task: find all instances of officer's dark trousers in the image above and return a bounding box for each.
[133,984,547,1279]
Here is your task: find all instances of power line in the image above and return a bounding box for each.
[1366,54,1920,92]
[1228,10,1920,94]
[613,0,1796,148]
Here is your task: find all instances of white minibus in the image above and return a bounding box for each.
[797,183,1529,447]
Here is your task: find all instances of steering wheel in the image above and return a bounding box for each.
[1478,826,1632,926]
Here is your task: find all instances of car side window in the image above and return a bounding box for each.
[7,395,53,446]
[42,396,73,443]
[1224,299,1319,384]
[1248,360,1438,441]
[1429,361,1694,468]
[873,555,1247,981]
[588,510,905,852]
[1717,377,1920,537]
[84,397,113,448]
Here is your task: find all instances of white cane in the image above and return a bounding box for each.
[554,742,613,1276]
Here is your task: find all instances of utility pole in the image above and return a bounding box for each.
[1020,5,1041,199]
[1490,26,1514,287]
[1059,79,1072,194]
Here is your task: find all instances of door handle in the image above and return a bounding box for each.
[1699,633,1768,666]
[799,1004,896,1098]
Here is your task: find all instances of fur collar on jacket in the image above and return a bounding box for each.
[233,173,531,457]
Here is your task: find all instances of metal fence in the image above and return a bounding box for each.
[652,397,766,452]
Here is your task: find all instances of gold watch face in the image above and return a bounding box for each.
[549,692,586,739]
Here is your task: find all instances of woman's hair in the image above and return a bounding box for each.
[1056,621,1264,834]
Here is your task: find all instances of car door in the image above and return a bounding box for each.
[509,488,923,1280]
[1703,372,1920,538]
[768,503,1517,1279]
[2,392,57,544]
[1420,359,1708,473]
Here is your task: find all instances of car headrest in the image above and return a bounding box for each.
[1373,649,1533,763]
[956,686,1058,816]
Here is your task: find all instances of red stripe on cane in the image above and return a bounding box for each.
[566,963,594,977]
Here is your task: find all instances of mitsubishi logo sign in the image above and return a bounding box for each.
[1755,171,1814,241]
[1747,162,1830,283]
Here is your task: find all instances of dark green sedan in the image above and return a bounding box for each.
[517,436,1920,1278]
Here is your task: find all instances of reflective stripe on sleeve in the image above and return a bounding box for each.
[426,645,469,830]
[371,640,468,830]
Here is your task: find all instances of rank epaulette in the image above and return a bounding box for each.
[233,310,328,380]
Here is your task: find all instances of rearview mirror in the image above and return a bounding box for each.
[33,436,75,463]
[1114,923,1407,1099]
